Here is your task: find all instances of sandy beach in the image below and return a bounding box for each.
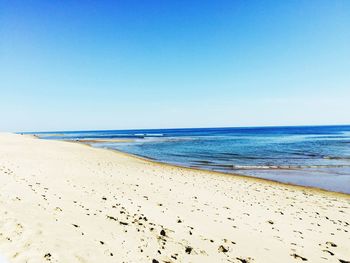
[0,133,349,263]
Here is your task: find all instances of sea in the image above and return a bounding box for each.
[28,125,350,194]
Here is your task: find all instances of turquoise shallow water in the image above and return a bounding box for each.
[29,125,350,194]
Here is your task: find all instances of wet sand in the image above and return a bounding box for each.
[0,133,349,262]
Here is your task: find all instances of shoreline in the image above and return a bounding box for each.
[0,133,349,262]
[113,150,350,197]
[62,137,350,198]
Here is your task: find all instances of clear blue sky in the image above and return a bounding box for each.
[1,0,349,131]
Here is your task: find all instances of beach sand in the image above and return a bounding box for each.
[0,133,349,263]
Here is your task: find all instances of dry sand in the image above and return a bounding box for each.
[0,133,349,263]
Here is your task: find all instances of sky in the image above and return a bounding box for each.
[1,0,349,132]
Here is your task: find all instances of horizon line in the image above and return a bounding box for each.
[19,123,350,134]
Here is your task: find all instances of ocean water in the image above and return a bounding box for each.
[30,125,350,194]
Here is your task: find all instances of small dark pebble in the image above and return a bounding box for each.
[291,253,308,261]
[107,215,117,221]
[44,253,52,261]
[323,249,334,256]
[218,245,229,253]
[326,241,337,247]
[185,246,193,254]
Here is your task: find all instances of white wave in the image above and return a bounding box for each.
[145,133,163,137]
